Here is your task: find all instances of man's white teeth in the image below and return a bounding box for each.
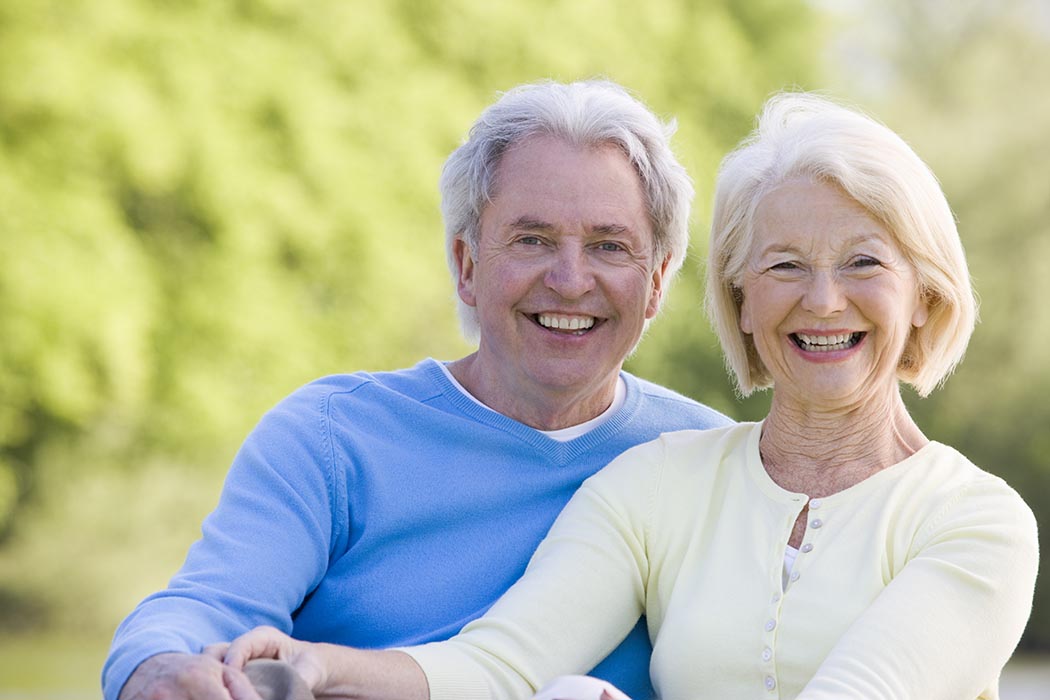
[538,314,595,331]
[795,332,859,351]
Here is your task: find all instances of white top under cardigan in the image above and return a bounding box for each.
[404,422,1039,700]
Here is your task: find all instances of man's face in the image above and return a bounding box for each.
[454,135,668,420]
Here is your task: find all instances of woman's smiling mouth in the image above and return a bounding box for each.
[790,332,865,352]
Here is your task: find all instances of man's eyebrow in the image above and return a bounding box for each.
[508,216,554,231]
[507,218,636,237]
[592,223,632,236]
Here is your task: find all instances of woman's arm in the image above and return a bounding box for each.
[798,477,1039,699]
[218,440,666,700]
[214,627,429,700]
[402,444,659,700]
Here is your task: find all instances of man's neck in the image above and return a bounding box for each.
[446,353,620,430]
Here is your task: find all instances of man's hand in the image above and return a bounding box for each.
[118,651,260,700]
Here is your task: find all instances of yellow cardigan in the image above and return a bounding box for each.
[405,422,1038,699]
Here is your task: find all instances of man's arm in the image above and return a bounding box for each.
[211,441,664,700]
[104,389,341,700]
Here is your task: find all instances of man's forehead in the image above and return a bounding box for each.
[491,135,638,186]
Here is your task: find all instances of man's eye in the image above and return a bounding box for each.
[770,261,798,271]
[517,236,543,245]
[598,242,625,252]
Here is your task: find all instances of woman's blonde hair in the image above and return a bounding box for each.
[705,92,977,397]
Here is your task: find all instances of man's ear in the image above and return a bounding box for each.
[644,254,673,319]
[454,237,477,308]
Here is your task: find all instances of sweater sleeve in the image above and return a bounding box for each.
[798,475,1039,700]
[402,439,664,700]
[101,388,342,700]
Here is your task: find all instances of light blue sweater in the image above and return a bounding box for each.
[102,358,731,700]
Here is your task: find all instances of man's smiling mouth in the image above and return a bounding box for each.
[790,332,865,352]
[535,314,597,334]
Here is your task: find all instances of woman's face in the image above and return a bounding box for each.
[738,178,928,409]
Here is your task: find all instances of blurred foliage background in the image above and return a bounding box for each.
[0,0,1046,694]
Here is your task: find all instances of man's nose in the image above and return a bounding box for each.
[544,245,596,299]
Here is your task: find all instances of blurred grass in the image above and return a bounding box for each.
[0,633,108,700]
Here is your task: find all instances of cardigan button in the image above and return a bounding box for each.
[810,518,823,529]
[762,646,773,662]
[765,675,777,691]
[801,543,813,553]
[765,619,777,632]
[809,498,823,509]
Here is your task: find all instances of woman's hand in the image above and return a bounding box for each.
[531,675,632,700]
[204,626,328,693]
[205,627,429,700]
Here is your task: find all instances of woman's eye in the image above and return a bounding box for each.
[770,261,798,271]
[598,242,625,252]
[851,256,880,268]
[517,236,543,245]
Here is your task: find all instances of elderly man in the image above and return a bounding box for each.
[104,80,730,700]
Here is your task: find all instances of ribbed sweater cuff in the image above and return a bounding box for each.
[397,644,493,700]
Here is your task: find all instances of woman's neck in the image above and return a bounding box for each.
[760,389,928,498]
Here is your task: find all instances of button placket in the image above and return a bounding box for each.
[760,589,781,700]
[806,496,827,538]
[762,573,783,694]
[791,496,827,588]
[764,497,808,697]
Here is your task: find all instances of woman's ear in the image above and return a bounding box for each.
[912,293,930,328]
[738,288,752,334]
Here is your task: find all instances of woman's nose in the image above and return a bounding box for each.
[801,270,847,317]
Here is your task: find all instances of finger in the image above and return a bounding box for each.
[203,643,231,661]
[223,664,265,700]
[224,626,287,669]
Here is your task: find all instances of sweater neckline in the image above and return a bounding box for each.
[421,358,642,464]
[743,420,943,506]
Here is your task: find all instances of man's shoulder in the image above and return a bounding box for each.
[623,372,734,430]
[255,360,442,434]
[287,359,439,403]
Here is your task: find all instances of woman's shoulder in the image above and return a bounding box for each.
[589,422,758,493]
[906,441,1037,543]
[915,442,1029,502]
[655,421,758,452]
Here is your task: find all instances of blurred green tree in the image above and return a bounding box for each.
[0,0,820,636]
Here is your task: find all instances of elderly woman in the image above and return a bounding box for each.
[215,93,1038,700]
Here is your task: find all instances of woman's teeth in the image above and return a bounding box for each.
[792,332,862,352]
